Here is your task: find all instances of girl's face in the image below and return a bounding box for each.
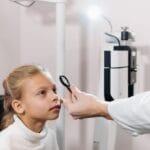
[20,73,61,122]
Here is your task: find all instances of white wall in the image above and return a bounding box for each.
[0,0,20,94]
[1,0,150,150]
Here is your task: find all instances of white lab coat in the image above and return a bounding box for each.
[108,91,150,136]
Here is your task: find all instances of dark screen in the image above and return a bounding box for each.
[0,95,4,122]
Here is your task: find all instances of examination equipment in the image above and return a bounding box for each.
[59,75,72,93]
[104,27,137,101]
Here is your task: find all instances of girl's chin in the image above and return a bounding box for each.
[49,114,60,120]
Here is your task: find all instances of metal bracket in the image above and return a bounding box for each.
[10,0,66,7]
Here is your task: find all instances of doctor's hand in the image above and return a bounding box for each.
[63,86,112,120]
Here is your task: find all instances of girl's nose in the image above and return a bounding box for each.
[56,98,61,105]
[49,91,61,104]
[53,94,60,103]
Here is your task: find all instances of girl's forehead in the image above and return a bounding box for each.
[42,72,53,80]
[23,73,55,89]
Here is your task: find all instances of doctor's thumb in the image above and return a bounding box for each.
[71,85,81,95]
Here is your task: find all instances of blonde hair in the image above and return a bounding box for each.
[0,65,51,130]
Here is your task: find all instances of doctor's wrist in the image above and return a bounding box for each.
[97,101,112,120]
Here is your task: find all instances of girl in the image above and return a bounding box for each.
[0,65,61,150]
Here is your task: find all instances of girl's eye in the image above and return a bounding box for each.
[39,90,46,96]
[53,87,57,94]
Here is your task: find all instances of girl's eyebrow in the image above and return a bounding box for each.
[36,84,56,91]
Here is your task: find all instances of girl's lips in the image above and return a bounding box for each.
[50,105,61,111]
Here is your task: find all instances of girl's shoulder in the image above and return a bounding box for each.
[0,126,12,149]
[0,123,14,140]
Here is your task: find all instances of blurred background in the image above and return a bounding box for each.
[0,0,150,150]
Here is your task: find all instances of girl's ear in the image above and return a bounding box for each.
[11,100,25,114]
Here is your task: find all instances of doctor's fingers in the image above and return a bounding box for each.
[63,93,72,105]
[63,91,76,110]
[72,115,89,120]
[63,99,81,116]
[63,102,78,116]
[70,85,81,97]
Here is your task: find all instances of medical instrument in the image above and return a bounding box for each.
[59,75,78,100]
[59,75,72,93]
[93,27,137,150]
[104,27,137,101]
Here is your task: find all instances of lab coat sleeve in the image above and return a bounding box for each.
[107,91,150,136]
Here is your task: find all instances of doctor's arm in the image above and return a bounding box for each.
[64,86,150,135]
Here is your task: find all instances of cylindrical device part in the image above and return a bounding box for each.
[121,31,129,40]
